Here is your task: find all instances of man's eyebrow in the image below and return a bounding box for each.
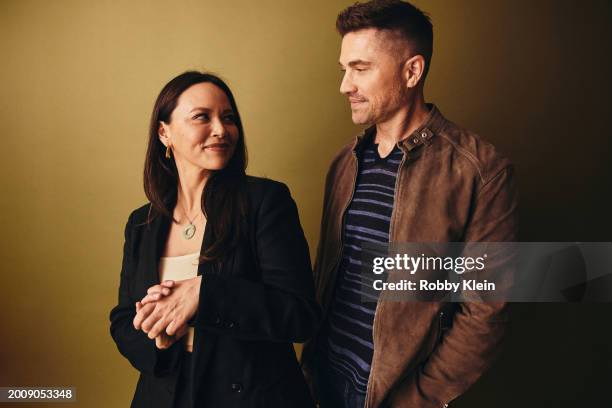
[338,60,372,68]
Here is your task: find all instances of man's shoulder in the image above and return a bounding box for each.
[435,118,512,184]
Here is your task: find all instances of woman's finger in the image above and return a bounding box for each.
[147,284,163,295]
[155,332,176,350]
[141,301,171,334]
[140,293,162,305]
[166,320,176,336]
[141,286,174,306]
[146,281,175,296]
[148,314,172,339]
[168,322,188,338]
[155,334,169,349]
[160,280,175,288]
[133,302,156,330]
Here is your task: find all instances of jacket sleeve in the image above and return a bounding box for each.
[109,212,182,376]
[194,182,321,343]
[389,165,519,408]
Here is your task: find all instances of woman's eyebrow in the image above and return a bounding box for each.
[189,107,234,114]
[189,107,213,113]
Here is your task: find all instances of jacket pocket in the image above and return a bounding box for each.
[438,305,455,343]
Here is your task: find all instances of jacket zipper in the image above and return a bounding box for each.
[365,146,407,408]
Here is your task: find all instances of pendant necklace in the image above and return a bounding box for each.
[180,204,201,240]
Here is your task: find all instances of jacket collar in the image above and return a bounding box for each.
[352,103,446,154]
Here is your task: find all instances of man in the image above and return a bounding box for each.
[301,1,518,407]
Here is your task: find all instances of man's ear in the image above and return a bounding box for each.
[158,121,170,147]
[403,54,426,89]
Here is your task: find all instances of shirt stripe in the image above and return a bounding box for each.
[323,142,402,394]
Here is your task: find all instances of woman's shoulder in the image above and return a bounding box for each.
[125,203,153,229]
[245,176,292,203]
[123,176,295,225]
[244,176,301,226]
[246,176,289,197]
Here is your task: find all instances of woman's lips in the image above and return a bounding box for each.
[204,143,230,152]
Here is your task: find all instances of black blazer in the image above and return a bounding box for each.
[110,177,320,408]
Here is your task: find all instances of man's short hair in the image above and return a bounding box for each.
[336,0,433,79]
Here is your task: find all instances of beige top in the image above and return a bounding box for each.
[158,251,200,352]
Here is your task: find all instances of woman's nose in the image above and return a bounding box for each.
[211,117,226,138]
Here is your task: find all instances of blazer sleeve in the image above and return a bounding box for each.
[109,211,182,376]
[195,181,321,343]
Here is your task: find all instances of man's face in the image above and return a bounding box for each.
[339,28,408,125]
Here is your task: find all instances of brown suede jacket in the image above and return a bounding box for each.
[301,104,518,408]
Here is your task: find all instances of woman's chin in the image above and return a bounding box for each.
[197,160,230,172]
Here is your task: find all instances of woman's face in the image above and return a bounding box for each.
[159,82,239,173]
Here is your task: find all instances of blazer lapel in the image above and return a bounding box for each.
[141,212,171,291]
[142,208,217,401]
[191,220,217,402]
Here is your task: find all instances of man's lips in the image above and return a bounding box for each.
[349,98,367,105]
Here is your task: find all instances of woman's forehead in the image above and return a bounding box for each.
[176,82,231,111]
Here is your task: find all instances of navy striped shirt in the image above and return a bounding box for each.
[324,140,403,394]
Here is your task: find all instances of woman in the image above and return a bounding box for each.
[109,71,320,408]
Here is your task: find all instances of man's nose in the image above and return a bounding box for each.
[339,71,356,95]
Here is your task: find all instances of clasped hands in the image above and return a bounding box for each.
[132,276,202,350]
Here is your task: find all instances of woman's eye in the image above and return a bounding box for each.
[194,113,210,121]
[223,115,236,123]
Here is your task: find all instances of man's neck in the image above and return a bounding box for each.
[374,95,430,157]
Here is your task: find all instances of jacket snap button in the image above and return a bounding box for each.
[421,131,428,138]
[231,383,243,393]
[227,321,235,328]
[412,138,419,144]
[214,316,221,325]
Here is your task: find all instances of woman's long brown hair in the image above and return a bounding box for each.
[143,71,248,262]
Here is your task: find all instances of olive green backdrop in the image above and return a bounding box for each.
[1,0,610,407]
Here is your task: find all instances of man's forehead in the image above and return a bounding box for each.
[341,29,387,52]
[339,28,411,64]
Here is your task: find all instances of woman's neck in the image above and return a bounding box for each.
[175,164,210,216]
